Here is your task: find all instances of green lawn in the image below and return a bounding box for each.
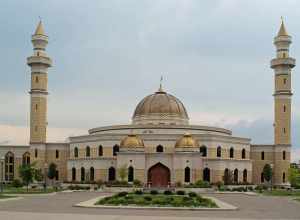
[261,190,300,197]
[294,198,300,202]
[96,191,218,208]
[3,187,58,194]
[0,194,16,199]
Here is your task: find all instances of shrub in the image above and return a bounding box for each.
[134,190,143,195]
[144,196,152,201]
[164,190,173,195]
[11,179,23,188]
[188,192,197,197]
[150,190,158,195]
[117,191,128,197]
[133,179,142,187]
[193,180,211,188]
[176,190,185,195]
[96,179,104,187]
[176,181,182,187]
[215,181,224,189]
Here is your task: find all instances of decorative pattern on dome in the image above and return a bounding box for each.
[120,134,144,148]
[175,133,199,148]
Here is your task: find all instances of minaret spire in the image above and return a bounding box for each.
[34,20,46,36]
[277,17,288,36]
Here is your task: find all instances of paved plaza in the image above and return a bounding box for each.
[0,192,300,219]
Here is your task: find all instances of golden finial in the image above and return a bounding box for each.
[158,76,163,92]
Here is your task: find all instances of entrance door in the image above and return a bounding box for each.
[148,163,170,187]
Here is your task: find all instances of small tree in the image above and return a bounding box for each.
[289,167,300,187]
[34,169,44,182]
[118,164,128,182]
[48,163,57,185]
[19,164,35,191]
[263,164,272,186]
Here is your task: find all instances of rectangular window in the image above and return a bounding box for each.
[283,78,287,84]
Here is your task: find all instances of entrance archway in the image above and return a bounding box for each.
[148,163,170,187]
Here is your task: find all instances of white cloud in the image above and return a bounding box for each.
[0,124,86,145]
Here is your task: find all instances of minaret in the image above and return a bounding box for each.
[27,21,52,165]
[270,18,295,185]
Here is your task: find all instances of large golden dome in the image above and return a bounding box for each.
[120,134,144,148]
[175,133,199,148]
[132,87,189,125]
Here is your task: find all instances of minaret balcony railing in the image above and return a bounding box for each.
[27,56,52,67]
[270,57,296,68]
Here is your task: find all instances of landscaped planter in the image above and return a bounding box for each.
[95,191,218,208]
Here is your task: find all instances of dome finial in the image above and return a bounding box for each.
[277,16,288,36]
[158,75,164,92]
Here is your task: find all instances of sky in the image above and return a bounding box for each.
[0,0,299,162]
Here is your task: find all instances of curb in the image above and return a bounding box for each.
[0,197,23,202]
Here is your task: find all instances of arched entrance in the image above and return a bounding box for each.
[148,163,170,187]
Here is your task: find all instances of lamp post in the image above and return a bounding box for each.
[44,162,48,192]
[270,164,274,191]
[0,156,4,193]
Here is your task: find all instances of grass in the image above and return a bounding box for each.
[3,187,59,194]
[95,191,218,208]
[261,190,300,197]
[294,198,300,202]
[0,194,16,199]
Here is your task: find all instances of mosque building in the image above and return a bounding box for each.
[0,20,295,187]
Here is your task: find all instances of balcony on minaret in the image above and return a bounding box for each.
[27,55,52,67]
[270,57,296,69]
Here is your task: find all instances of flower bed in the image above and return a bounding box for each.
[95,190,218,208]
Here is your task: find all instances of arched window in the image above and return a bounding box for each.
[261,172,264,183]
[203,168,210,182]
[74,147,78,158]
[113,145,119,156]
[108,167,116,181]
[72,167,76,181]
[128,166,134,182]
[98,145,103,156]
[90,167,95,181]
[230,147,234,158]
[22,152,30,165]
[224,168,230,185]
[234,169,239,183]
[5,152,14,181]
[56,150,59,159]
[283,105,286,112]
[261,151,265,160]
[243,169,247,183]
[283,172,286,183]
[35,148,38,158]
[86,146,91,157]
[242,148,246,159]
[156,145,163,153]
[81,167,85,182]
[283,151,286,160]
[283,78,287,84]
[217,146,222,158]
[184,167,191,183]
[200,145,207,157]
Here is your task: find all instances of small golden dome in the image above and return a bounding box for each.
[120,134,144,148]
[175,133,199,148]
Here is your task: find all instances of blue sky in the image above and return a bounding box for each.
[0,0,299,161]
